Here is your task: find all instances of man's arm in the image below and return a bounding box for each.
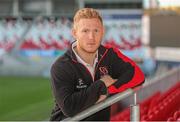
[50,63,109,117]
[108,47,145,94]
[96,75,117,103]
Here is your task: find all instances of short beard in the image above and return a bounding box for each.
[81,46,97,54]
[78,45,98,54]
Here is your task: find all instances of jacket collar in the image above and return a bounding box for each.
[66,41,108,63]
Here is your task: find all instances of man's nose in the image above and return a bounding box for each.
[89,32,95,39]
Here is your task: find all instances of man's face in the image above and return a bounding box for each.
[72,18,104,53]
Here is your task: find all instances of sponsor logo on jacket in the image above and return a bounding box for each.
[76,78,87,89]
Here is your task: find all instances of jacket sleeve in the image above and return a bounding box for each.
[108,47,145,94]
[50,62,107,117]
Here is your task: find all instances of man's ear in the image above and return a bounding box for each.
[71,28,76,39]
[102,26,105,37]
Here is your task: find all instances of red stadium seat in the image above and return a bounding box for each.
[167,117,174,122]
[158,82,180,102]
[141,115,149,121]
[173,110,180,120]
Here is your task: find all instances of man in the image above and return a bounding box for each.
[50,8,145,121]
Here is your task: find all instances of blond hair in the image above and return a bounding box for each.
[73,8,103,29]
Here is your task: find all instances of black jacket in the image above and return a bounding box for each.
[50,44,145,121]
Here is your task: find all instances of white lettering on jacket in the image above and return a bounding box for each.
[76,78,87,89]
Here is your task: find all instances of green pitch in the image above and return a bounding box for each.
[0,76,54,121]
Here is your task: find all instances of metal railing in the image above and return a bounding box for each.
[63,89,134,121]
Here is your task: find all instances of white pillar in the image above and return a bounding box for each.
[46,0,52,16]
[13,0,19,16]
[142,15,150,45]
[77,0,84,9]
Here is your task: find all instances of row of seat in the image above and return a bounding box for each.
[0,37,142,51]
[0,18,142,51]
[167,109,180,121]
[110,82,180,121]
[141,88,180,121]
[0,18,72,51]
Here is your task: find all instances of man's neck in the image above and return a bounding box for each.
[74,47,97,66]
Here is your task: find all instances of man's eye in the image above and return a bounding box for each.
[82,30,88,32]
[94,29,99,32]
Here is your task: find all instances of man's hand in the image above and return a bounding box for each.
[96,95,107,103]
[100,75,117,87]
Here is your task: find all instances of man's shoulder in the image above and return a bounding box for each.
[50,54,75,76]
[100,45,117,55]
[52,53,71,67]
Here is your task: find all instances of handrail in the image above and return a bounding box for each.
[62,88,134,121]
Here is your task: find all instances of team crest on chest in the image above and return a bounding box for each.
[99,66,108,76]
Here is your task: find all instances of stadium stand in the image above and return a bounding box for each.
[0,17,142,51]
[110,82,180,121]
[0,15,156,76]
[21,17,72,50]
[0,19,27,51]
[0,17,72,51]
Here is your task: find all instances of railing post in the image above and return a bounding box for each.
[130,92,140,122]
